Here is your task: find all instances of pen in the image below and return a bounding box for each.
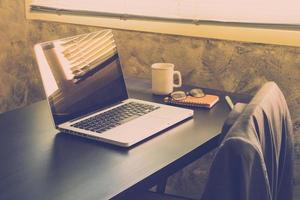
[225,95,235,110]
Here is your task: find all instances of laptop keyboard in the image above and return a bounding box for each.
[71,102,160,133]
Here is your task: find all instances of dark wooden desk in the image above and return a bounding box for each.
[0,78,249,200]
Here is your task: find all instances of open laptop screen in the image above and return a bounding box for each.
[35,30,128,126]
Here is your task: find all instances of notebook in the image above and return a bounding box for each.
[34,29,193,147]
[164,94,219,108]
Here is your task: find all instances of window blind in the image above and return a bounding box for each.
[31,0,300,25]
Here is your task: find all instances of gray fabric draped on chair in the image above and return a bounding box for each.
[201,82,294,200]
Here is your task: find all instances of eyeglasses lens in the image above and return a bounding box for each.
[170,91,186,100]
[189,88,205,98]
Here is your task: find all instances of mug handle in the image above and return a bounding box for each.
[173,71,182,88]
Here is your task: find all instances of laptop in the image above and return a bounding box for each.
[34,29,193,147]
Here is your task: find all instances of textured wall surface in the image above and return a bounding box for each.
[1,0,300,199]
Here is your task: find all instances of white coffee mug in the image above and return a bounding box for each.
[151,63,182,95]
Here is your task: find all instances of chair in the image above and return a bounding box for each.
[139,82,294,200]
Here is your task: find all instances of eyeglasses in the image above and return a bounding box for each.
[170,88,205,101]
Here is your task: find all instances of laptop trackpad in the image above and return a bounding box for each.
[101,114,178,144]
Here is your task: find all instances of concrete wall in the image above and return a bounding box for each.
[1,0,300,198]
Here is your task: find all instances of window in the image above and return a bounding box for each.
[26,0,300,46]
[30,0,300,25]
